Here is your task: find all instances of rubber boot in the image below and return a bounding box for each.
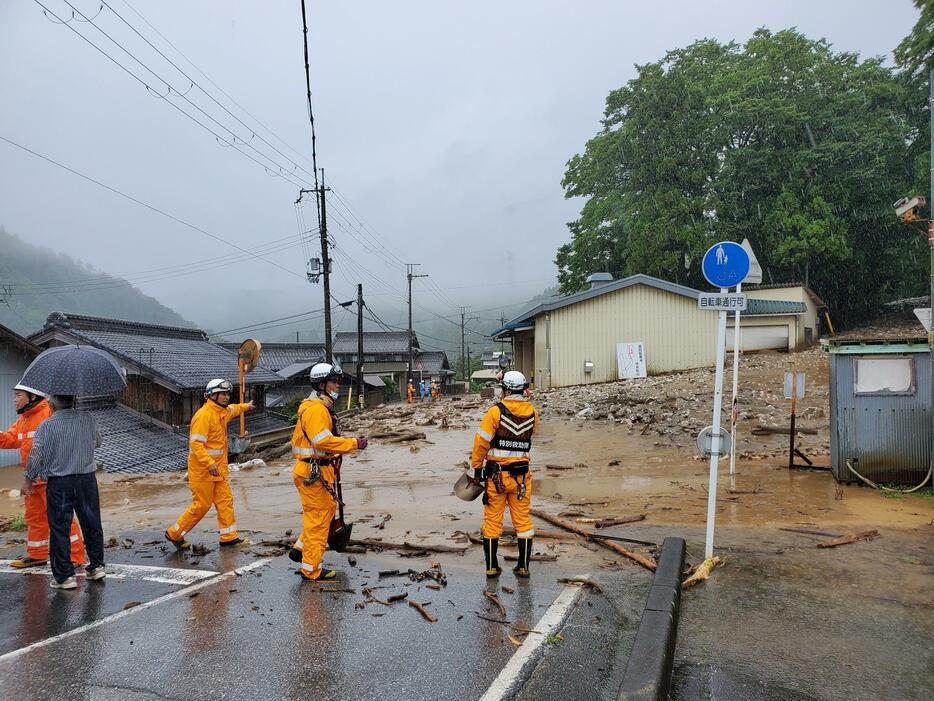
[513,537,532,579]
[483,537,501,578]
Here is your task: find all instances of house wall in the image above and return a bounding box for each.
[533,283,717,387]
[745,287,820,349]
[0,339,36,467]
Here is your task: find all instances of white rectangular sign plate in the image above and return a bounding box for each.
[698,293,747,311]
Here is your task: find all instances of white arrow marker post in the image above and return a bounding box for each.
[705,288,729,559]
[729,282,742,477]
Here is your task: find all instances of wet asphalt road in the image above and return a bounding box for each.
[0,533,644,701]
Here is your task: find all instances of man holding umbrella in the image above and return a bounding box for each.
[17,343,127,589]
[0,383,86,570]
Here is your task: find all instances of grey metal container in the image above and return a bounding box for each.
[829,341,931,485]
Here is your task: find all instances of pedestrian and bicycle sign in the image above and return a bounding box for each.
[698,293,747,311]
[702,241,750,288]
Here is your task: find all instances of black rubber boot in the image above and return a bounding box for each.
[288,548,303,563]
[483,537,501,578]
[513,537,532,578]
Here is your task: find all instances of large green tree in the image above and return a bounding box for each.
[559,28,925,325]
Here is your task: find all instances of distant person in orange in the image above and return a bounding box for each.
[406,380,415,403]
[431,381,440,401]
[0,384,85,569]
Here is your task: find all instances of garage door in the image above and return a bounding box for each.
[726,325,789,352]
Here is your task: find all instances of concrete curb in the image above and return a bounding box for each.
[617,536,686,701]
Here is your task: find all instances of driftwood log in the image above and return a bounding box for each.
[530,509,656,572]
[350,538,467,555]
[816,530,880,548]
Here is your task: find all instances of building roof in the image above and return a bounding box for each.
[494,274,701,335]
[334,331,417,355]
[83,401,189,474]
[0,323,41,356]
[471,369,500,381]
[220,342,324,373]
[412,350,453,375]
[745,282,827,308]
[744,299,807,316]
[364,374,386,388]
[276,361,317,380]
[33,312,284,392]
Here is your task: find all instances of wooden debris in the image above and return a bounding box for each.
[752,424,818,436]
[570,501,609,507]
[500,586,514,594]
[557,577,604,593]
[387,593,409,603]
[545,464,574,471]
[816,530,880,548]
[682,556,722,589]
[123,601,142,610]
[378,569,402,578]
[594,515,646,528]
[408,599,436,622]
[504,553,559,562]
[350,538,467,555]
[362,588,391,606]
[780,527,842,538]
[484,591,507,617]
[530,509,656,572]
[507,635,524,647]
[376,513,392,530]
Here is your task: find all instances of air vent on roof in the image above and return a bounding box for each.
[586,272,614,289]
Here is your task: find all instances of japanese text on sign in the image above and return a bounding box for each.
[698,293,747,311]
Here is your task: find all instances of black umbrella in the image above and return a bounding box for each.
[20,345,127,397]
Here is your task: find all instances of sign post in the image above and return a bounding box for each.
[729,239,763,476]
[699,241,750,559]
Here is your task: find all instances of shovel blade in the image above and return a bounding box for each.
[328,521,353,552]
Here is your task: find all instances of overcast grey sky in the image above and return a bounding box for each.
[0,0,920,335]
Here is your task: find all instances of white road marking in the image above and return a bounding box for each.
[478,579,585,701]
[0,558,271,664]
[0,560,217,586]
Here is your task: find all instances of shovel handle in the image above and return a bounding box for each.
[238,359,246,437]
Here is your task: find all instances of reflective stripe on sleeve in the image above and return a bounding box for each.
[487,448,530,459]
[219,524,237,534]
[191,433,209,442]
[70,533,80,543]
[26,431,36,438]
[311,429,332,444]
[16,433,23,440]
[292,446,315,456]
[476,429,492,441]
[27,539,49,547]
[516,529,535,538]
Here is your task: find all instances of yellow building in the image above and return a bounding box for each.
[495,274,815,389]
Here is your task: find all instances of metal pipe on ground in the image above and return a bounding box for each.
[617,536,686,701]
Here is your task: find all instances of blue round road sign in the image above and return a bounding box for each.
[701,241,750,288]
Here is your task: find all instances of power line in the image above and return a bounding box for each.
[0,134,305,281]
[35,0,308,190]
[211,308,325,336]
[298,0,320,202]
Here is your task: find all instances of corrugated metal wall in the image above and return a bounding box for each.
[536,284,717,387]
[830,351,932,484]
[0,341,36,467]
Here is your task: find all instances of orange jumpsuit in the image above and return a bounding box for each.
[407,384,415,403]
[471,397,538,539]
[290,396,358,579]
[167,400,251,543]
[0,400,85,563]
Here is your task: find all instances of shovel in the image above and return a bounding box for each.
[327,457,353,552]
[229,339,262,455]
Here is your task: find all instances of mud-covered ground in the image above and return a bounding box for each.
[0,348,931,700]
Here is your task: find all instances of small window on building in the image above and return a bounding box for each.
[854,357,915,395]
[804,327,813,345]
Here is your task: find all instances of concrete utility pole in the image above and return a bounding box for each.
[356,283,364,406]
[460,307,468,380]
[319,169,333,363]
[407,264,427,385]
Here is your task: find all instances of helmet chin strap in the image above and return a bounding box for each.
[16,394,43,415]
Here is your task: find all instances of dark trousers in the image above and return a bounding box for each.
[46,473,105,582]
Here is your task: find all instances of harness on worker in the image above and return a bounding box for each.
[483,402,534,501]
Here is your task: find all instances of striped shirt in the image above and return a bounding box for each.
[25,409,101,481]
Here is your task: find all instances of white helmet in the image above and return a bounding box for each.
[14,383,48,399]
[308,362,342,384]
[502,370,529,392]
[205,378,233,396]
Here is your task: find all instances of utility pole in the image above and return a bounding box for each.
[407,263,427,385]
[460,307,468,380]
[320,169,333,363]
[356,283,364,406]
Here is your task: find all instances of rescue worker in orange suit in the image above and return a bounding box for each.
[288,363,368,580]
[471,371,538,578]
[431,381,440,401]
[406,380,415,403]
[0,383,85,568]
[165,379,254,549]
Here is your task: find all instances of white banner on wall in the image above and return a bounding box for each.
[616,342,647,379]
